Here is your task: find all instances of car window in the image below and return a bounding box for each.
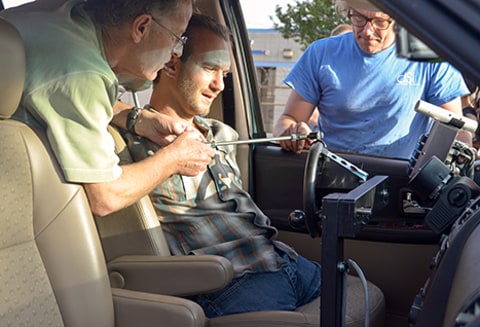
[248,28,304,136]
[240,0,303,137]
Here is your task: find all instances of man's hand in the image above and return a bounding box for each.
[278,122,313,153]
[85,129,215,217]
[156,130,215,176]
[135,109,189,146]
[112,100,189,146]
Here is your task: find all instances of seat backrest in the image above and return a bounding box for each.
[443,215,480,327]
[411,200,480,327]
[0,17,115,327]
[94,125,171,263]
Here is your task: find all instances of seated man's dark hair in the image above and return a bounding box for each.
[180,13,231,62]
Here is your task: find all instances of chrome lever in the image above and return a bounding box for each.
[209,132,321,148]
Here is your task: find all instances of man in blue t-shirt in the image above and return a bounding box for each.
[273,0,470,159]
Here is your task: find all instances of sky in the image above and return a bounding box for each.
[239,0,297,29]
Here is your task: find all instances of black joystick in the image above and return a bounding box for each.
[288,210,307,232]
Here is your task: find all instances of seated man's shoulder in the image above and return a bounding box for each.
[198,117,239,141]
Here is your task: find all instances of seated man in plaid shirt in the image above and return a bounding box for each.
[122,13,321,318]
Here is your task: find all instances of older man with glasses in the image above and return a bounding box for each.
[1,0,216,217]
[274,0,471,159]
[151,16,188,57]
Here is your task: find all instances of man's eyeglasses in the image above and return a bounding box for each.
[347,11,393,30]
[151,16,188,56]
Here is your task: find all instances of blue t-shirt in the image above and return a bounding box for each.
[284,33,469,159]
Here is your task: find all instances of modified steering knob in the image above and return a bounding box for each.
[288,209,307,232]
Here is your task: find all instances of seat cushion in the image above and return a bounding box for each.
[296,275,385,327]
[209,275,385,327]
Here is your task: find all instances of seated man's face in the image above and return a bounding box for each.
[174,28,231,117]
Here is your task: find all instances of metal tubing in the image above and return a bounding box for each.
[210,132,320,148]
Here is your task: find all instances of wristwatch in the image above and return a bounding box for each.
[126,106,143,134]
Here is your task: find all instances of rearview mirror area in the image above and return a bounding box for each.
[395,25,440,62]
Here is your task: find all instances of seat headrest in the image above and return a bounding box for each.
[0,18,25,119]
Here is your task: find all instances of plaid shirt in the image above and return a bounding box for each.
[123,116,297,277]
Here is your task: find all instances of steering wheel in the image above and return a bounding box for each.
[303,141,325,238]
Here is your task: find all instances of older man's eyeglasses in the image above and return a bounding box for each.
[348,11,393,30]
[151,16,188,56]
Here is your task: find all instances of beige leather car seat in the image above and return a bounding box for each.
[0,17,205,327]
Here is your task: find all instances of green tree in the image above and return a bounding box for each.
[272,0,348,50]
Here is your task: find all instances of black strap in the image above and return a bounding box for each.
[126,106,142,134]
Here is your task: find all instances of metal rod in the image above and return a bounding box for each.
[209,132,368,182]
[210,132,320,147]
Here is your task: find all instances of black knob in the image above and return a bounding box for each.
[288,210,306,231]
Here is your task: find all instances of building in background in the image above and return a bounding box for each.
[248,28,304,133]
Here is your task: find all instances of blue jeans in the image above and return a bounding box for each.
[193,253,321,318]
